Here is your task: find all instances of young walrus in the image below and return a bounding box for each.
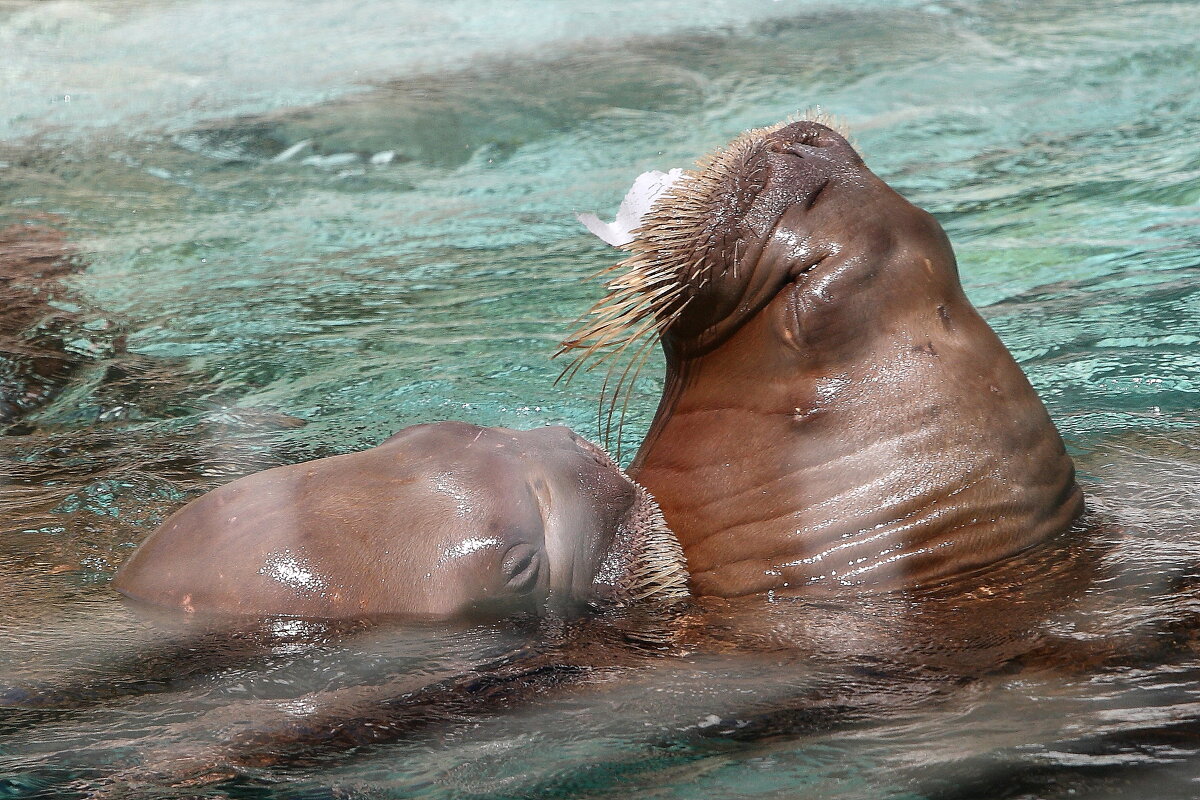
[564,115,1084,598]
[113,422,687,619]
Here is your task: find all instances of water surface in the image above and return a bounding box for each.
[1,0,1199,797]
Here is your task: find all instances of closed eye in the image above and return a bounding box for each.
[502,543,544,593]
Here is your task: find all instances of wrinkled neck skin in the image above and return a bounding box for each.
[629,125,1083,599]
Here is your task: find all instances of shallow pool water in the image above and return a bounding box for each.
[1,0,1199,797]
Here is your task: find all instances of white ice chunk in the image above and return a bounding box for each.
[577,167,685,247]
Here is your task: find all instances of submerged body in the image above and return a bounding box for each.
[114,422,686,618]
[567,119,1083,598]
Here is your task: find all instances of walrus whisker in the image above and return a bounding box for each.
[601,333,654,456]
[597,317,664,451]
[558,334,639,396]
[558,288,686,374]
[620,478,688,600]
[558,279,682,352]
[601,325,654,408]
[564,320,646,368]
[611,333,660,463]
[559,112,857,450]
[604,297,690,459]
[580,287,684,338]
[579,286,674,321]
[557,280,689,438]
[586,261,631,281]
[584,314,668,377]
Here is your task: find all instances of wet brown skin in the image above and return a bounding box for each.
[115,422,682,619]
[628,121,1084,598]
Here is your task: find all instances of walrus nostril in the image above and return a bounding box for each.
[768,121,829,149]
[797,126,825,146]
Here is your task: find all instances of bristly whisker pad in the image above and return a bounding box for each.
[556,109,848,454]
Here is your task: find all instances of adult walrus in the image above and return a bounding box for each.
[563,117,1084,598]
[114,422,686,619]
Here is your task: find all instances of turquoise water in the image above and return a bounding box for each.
[1,0,1199,797]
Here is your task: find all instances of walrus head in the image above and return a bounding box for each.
[563,116,1082,598]
[113,423,688,620]
[563,114,939,367]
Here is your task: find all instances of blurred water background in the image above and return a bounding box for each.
[1,0,1199,797]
